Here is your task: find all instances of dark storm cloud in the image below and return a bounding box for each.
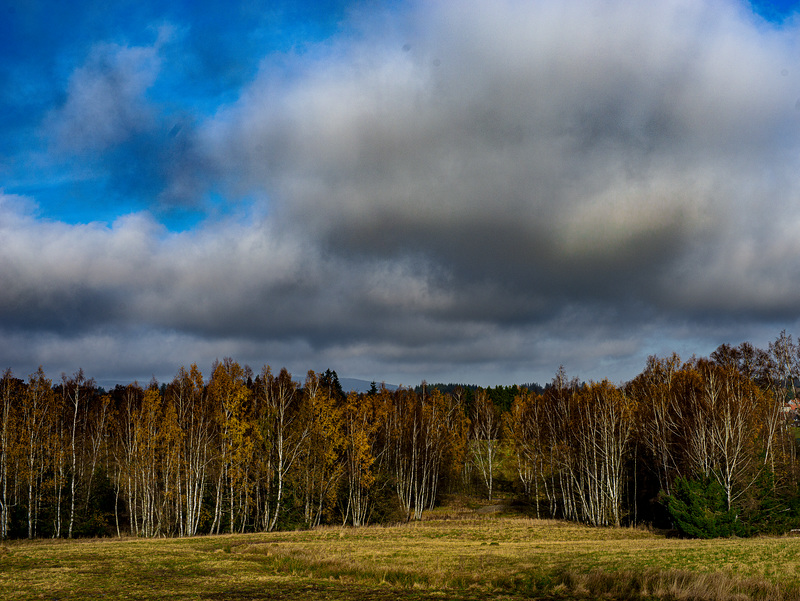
[204,0,800,341]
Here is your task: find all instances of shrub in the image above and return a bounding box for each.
[665,476,748,538]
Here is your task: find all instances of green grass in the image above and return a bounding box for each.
[2,514,800,600]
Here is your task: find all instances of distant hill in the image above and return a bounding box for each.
[339,377,399,393]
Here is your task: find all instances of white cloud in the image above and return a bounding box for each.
[44,33,168,153]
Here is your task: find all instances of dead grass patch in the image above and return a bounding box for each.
[1,516,799,600]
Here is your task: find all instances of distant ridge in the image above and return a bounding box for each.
[339,377,399,393]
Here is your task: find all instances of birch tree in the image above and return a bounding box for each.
[505,389,547,516]
[257,366,306,532]
[109,383,142,536]
[342,390,383,526]
[0,369,21,539]
[630,354,682,496]
[297,371,344,528]
[209,359,253,534]
[166,365,213,536]
[61,369,94,538]
[764,332,799,470]
[470,389,500,501]
[703,363,765,511]
[22,367,53,538]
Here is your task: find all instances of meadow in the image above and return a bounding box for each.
[2,507,800,601]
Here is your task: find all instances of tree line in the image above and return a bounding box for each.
[1,332,799,539]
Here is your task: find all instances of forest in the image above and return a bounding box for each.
[1,331,800,540]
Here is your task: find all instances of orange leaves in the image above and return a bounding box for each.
[211,358,254,484]
[297,371,344,527]
[469,388,499,500]
[342,389,386,526]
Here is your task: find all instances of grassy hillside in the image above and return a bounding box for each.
[2,509,800,600]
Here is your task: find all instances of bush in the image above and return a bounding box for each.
[665,476,748,538]
[739,470,800,535]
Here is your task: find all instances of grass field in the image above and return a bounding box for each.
[2,508,800,600]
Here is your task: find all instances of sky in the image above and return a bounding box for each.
[2,0,800,389]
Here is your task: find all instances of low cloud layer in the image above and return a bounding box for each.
[3,0,800,386]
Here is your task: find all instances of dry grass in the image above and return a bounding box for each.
[1,515,799,600]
